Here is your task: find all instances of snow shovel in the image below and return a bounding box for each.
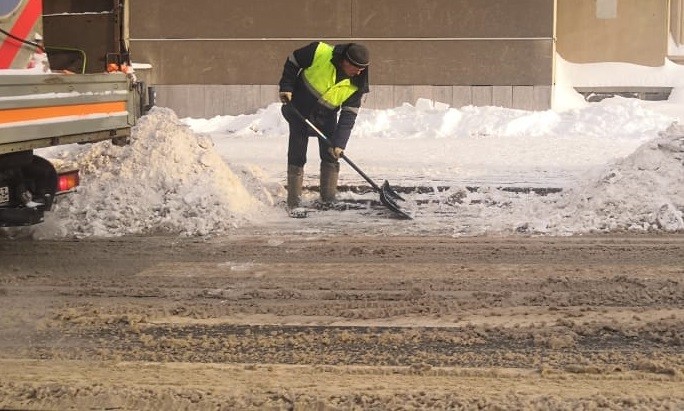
[285,104,412,220]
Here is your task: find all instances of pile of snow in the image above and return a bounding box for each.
[357,96,672,140]
[436,123,684,236]
[189,98,672,142]
[186,103,289,137]
[552,123,684,233]
[36,108,271,238]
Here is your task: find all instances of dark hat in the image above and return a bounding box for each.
[345,43,370,67]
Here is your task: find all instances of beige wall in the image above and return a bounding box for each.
[671,0,684,46]
[556,0,668,66]
[129,0,555,114]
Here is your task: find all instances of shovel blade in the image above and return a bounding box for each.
[380,181,412,219]
[381,180,405,201]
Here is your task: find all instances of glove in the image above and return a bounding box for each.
[328,146,344,160]
[279,91,292,104]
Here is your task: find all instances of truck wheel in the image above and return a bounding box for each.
[22,155,58,210]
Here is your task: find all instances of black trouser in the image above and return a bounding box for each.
[283,106,337,167]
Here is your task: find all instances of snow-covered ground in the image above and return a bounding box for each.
[16,57,684,238]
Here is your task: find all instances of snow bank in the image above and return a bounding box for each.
[188,98,672,142]
[38,107,268,238]
[434,121,684,236]
[185,103,289,137]
[551,123,684,233]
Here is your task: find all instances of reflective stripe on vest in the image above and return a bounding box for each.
[302,43,358,110]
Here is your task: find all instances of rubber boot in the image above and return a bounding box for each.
[287,165,304,209]
[319,161,340,204]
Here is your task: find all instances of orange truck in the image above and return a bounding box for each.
[0,0,148,226]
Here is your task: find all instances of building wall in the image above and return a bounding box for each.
[556,0,668,66]
[128,0,554,116]
[671,0,684,47]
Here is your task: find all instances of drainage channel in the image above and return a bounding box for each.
[306,185,564,196]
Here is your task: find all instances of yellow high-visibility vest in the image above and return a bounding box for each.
[302,43,358,109]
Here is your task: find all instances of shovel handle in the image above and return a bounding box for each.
[284,104,382,193]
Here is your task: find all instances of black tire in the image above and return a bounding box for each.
[22,155,58,209]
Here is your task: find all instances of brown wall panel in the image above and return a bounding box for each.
[129,0,556,113]
[131,39,552,86]
[130,0,553,40]
[374,40,552,85]
[353,0,554,38]
[130,0,352,39]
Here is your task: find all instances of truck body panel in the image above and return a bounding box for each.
[0,72,137,154]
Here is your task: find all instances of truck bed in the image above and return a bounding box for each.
[0,72,138,155]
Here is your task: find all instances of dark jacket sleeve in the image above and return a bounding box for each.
[332,92,363,149]
[278,42,318,92]
[331,59,369,148]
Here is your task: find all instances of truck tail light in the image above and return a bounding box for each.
[56,170,79,194]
